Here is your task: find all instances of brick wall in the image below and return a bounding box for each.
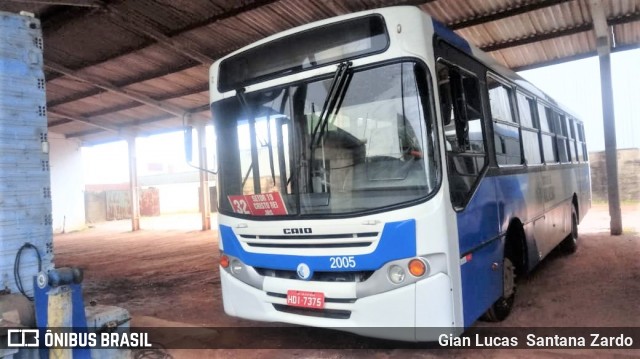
[589,148,640,202]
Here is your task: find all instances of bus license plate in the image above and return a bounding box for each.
[286,290,325,309]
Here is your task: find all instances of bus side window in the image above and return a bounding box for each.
[538,104,557,163]
[487,75,522,166]
[437,61,486,209]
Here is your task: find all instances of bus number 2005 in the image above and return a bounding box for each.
[329,256,356,269]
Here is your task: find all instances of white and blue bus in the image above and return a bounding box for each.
[208,6,591,341]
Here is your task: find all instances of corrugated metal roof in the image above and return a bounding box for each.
[455,1,591,49]
[0,0,637,144]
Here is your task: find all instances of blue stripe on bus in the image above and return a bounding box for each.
[458,174,527,327]
[219,219,416,272]
[494,173,542,272]
[432,19,471,54]
[461,236,503,327]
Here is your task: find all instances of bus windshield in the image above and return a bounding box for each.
[213,61,439,217]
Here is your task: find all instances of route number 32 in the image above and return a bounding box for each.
[232,199,251,214]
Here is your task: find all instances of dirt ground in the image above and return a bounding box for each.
[53,204,640,358]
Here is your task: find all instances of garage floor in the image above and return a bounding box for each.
[53,204,640,358]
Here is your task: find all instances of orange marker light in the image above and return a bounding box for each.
[408,259,426,277]
[220,255,230,268]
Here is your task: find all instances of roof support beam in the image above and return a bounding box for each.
[589,0,622,235]
[589,0,611,54]
[153,0,280,36]
[104,6,214,64]
[40,2,103,34]
[40,0,278,108]
[49,82,209,124]
[79,125,187,146]
[45,61,189,118]
[43,0,278,83]
[65,104,209,139]
[608,11,640,26]
[481,23,592,52]
[45,0,432,110]
[512,43,639,71]
[42,4,640,112]
[481,12,639,52]
[48,109,121,134]
[47,61,200,107]
[449,0,570,30]
[45,0,437,117]
[48,118,74,127]
[4,0,102,7]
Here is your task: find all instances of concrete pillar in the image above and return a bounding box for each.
[197,125,211,230]
[598,54,623,235]
[590,0,622,234]
[127,137,140,231]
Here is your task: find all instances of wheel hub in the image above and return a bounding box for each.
[503,257,515,297]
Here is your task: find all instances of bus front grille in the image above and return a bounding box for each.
[238,232,379,249]
[255,268,374,282]
[272,304,351,319]
[247,242,372,248]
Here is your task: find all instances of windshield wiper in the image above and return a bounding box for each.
[310,61,352,149]
[308,61,352,193]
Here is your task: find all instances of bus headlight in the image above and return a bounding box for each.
[388,265,406,284]
[230,259,244,275]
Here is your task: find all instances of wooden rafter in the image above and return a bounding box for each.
[512,43,640,72]
[47,62,201,107]
[104,6,213,64]
[4,0,102,7]
[20,0,638,143]
[65,104,209,139]
[481,12,640,52]
[48,109,121,134]
[481,23,592,52]
[48,118,73,127]
[48,83,209,129]
[45,61,189,118]
[42,0,279,80]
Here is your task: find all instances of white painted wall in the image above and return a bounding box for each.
[153,183,200,214]
[49,132,85,233]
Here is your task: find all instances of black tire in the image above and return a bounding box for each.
[559,205,578,254]
[483,256,516,322]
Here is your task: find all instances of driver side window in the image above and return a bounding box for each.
[437,61,486,209]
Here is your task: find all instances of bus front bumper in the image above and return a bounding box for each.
[220,268,456,341]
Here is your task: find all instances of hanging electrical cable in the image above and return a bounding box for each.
[14,242,42,301]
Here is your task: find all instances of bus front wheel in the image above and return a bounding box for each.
[483,256,515,322]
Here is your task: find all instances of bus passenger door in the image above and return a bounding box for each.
[435,39,501,327]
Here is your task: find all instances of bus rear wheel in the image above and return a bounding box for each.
[559,205,578,254]
[483,256,515,322]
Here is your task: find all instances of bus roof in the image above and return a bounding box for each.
[212,6,582,121]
